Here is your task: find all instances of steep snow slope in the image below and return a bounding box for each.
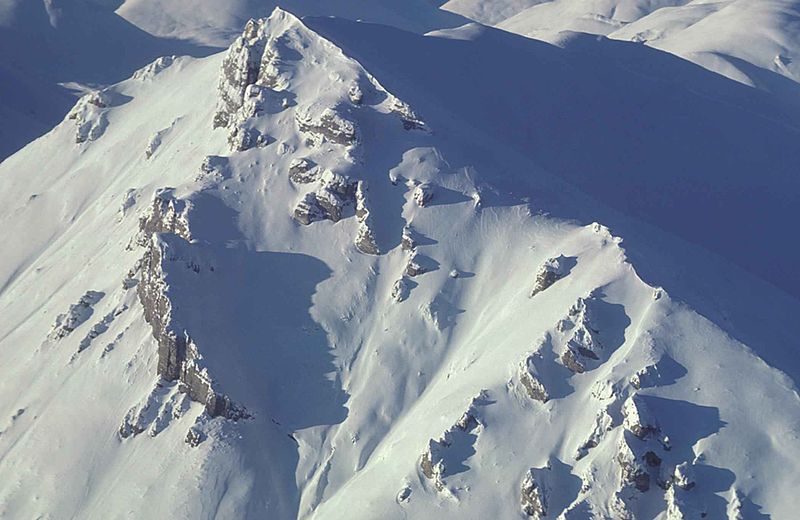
[1,8,799,520]
[492,0,800,103]
[0,0,214,160]
[609,0,800,95]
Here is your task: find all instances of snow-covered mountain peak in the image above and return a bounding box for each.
[1,6,800,520]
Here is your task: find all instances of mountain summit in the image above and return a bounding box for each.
[0,5,798,520]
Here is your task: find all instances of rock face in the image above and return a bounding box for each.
[213,19,269,131]
[66,90,110,143]
[212,19,285,152]
[135,195,245,420]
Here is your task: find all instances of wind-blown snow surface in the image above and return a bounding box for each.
[0,8,799,520]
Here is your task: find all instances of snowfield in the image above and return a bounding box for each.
[0,4,799,520]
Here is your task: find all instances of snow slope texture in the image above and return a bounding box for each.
[0,7,799,520]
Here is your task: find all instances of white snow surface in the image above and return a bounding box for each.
[0,6,799,520]
[486,0,800,102]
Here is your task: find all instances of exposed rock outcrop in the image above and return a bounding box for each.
[559,296,603,373]
[390,98,427,131]
[292,170,358,225]
[575,407,613,460]
[405,251,430,277]
[136,189,192,246]
[519,352,549,402]
[133,55,176,81]
[401,224,419,252]
[530,255,573,297]
[354,181,379,255]
[76,305,126,354]
[48,291,105,340]
[288,157,318,184]
[391,278,411,302]
[119,380,190,439]
[520,468,548,518]
[616,434,651,492]
[296,103,358,147]
[622,394,660,440]
[213,19,269,130]
[66,90,110,143]
[413,183,433,207]
[666,484,705,519]
[421,391,490,491]
[135,195,246,421]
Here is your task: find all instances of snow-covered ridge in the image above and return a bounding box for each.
[0,7,798,520]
